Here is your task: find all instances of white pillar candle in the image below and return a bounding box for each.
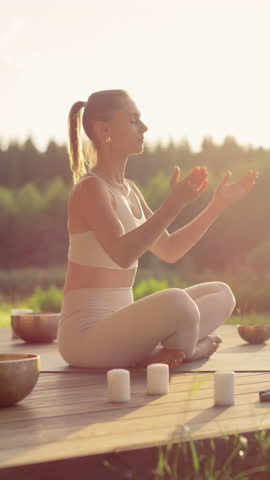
[214,371,235,406]
[147,363,169,395]
[107,369,130,403]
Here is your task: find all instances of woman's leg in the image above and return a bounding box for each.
[60,288,200,368]
[184,281,236,339]
[178,281,236,361]
[59,282,236,368]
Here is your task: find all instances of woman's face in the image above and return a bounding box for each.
[108,96,148,155]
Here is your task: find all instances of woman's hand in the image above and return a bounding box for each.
[212,170,258,210]
[169,166,208,207]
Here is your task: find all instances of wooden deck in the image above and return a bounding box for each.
[1,326,270,478]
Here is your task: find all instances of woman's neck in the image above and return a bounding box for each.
[92,152,128,186]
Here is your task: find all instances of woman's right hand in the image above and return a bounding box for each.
[169,166,209,207]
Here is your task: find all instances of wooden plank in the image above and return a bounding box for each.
[2,325,270,471]
[1,371,270,469]
[1,385,268,440]
[1,371,270,426]
[1,389,268,441]
[2,371,270,425]
[2,394,270,468]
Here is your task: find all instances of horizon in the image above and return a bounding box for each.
[1,133,269,154]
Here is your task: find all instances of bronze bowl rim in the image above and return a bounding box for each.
[0,353,40,362]
[11,313,60,318]
[237,323,270,328]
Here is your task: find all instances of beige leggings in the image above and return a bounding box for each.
[57,282,236,368]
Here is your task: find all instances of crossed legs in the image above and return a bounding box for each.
[59,281,236,368]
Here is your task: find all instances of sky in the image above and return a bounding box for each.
[2,0,270,152]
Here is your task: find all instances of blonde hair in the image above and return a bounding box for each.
[67,89,129,183]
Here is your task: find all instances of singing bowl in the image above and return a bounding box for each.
[11,313,60,344]
[0,353,40,407]
[237,324,270,344]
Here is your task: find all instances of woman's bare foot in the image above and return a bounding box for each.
[185,335,222,362]
[135,346,186,370]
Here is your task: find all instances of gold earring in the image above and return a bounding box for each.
[105,136,112,144]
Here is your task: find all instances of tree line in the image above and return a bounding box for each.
[0,136,270,276]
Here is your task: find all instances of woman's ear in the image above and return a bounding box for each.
[92,120,110,143]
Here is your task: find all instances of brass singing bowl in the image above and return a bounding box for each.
[0,353,40,407]
[237,324,270,344]
[11,313,60,344]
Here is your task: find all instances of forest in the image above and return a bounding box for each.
[0,135,269,311]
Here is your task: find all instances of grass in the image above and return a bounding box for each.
[0,305,14,327]
[226,313,270,325]
[0,301,31,328]
[102,431,270,479]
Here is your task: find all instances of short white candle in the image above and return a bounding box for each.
[107,369,130,403]
[147,363,169,395]
[214,371,235,406]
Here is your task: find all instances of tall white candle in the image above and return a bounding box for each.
[214,371,235,406]
[107,369,130,403]
[147,363,169,395]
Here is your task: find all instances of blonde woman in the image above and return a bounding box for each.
[57,89,257,369]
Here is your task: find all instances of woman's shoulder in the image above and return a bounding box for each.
[71,173,110,196]
[69,173,115,211]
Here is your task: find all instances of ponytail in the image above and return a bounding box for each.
[68,101,86,183]
[67,90,129,183]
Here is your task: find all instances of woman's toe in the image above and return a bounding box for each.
[210,335,222,344]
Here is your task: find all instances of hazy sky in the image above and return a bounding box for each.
[2,0,270,151]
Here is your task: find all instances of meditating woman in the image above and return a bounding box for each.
[57,89,257,369]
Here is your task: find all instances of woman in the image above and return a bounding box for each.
[57,89,257,369]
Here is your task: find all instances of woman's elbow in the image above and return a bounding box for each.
[165,250,185,263]
[115,258,131,269]
[163,251,179,263]
[111,251,135,269]
[166,255,177,264]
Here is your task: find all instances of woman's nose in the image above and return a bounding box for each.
[141,122,148,133]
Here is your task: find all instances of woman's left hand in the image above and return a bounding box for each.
[212,170,258,210]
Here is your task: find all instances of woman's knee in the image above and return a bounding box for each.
[159,288,200,328]
[216,282,236,315]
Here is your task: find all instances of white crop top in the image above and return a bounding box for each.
[68,172,145,270]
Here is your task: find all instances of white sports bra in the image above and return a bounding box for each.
[68,172,145,270]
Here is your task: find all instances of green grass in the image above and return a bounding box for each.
[103,431,270,479]
[226,313,270,325]
[0,301,31,328]
[0,311,10,328]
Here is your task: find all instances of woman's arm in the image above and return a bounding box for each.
[130,169,258,263]
[129,178,218,263]
[70,167,208,268]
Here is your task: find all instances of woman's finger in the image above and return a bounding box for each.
[197,178,209,193]
[219,171,232,188]
[170,166,180,188]
[233,170,257,193]
[185,168,208,188]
